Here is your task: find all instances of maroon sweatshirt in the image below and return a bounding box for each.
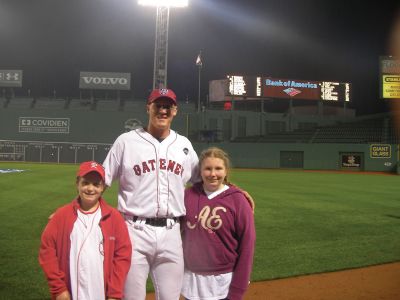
[183,183,256,300]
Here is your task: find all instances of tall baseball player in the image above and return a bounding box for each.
[103,88,200,300]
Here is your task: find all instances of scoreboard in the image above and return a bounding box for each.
[224,75,351,102]
[227,75,262,97]
[319,81,350,102]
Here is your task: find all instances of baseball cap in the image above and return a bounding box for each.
[148,88,177,105]
[77,161,105,180]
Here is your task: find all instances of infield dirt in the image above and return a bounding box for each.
[147,262,400,300]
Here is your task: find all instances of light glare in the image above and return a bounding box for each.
[138,0,188,7]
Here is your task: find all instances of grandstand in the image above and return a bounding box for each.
[0,97,7,108]
[95,99,121,112]
[0,95,396,144]
[67,98,93,110]
[33,98,66,110]
[121,99,144,112]
[311,117,385,144]
[5,97,34,109]
[233,114,394,144]
[0,94,397,172]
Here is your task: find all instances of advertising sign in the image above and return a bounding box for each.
[370,144,391,158]
[381,75,400,98]
[263,78,320,100]
[79,71,131,90]
[341,154,362,168]
[0,70,23,87]
[18,117,70,134]
[380,56,400,99]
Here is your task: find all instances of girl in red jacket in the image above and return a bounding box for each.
[181,148,256,300]
[39,161,132,300]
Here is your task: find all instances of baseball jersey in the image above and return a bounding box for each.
[103,127,199,218]
[70,207,104,300]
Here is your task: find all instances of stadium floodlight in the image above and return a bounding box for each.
[138,0,188,7]
[138,0,188,89]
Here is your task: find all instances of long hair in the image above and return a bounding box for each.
[198,147,231,184]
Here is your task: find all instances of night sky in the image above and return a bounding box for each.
[1,0,400,115]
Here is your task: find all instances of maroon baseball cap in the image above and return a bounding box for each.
[148,88,177,105]
[77,161,105,180]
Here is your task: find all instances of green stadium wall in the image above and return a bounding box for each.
[194,142,397,172]
[0,108,397,172]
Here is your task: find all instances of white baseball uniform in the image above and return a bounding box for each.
[103,127,199,300]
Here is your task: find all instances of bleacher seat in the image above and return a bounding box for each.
[6,97,34,109]
[311,117,384,143]
[95,99,120,111]
[0,97,7,108]
[68,98,93,110]
[33,98,65,110]
[122,100,144,112]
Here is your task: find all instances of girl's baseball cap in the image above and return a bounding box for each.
[77,161,105,180]
[148,88,177,105]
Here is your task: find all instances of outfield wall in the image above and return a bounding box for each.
[0,108,396,172]
[0,139,396,172]
[194,143,397,172]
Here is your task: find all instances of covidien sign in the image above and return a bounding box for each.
[19,117,70,134]
[79,71,131,90]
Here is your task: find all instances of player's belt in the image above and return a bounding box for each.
[122,213,179,227]
[143,217,179,227]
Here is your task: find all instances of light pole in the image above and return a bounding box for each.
[138,0,188,89]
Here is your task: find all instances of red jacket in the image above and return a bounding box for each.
[39,198,132,300]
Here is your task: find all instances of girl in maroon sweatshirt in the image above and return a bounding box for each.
[181,147,256,300]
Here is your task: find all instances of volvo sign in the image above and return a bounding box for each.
[79,71,131,90]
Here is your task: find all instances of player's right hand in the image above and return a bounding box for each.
[55,290,71,300]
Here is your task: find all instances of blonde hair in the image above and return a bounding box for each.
[198,147,231,184]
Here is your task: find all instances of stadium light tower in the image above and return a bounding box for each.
[138,0,188,89]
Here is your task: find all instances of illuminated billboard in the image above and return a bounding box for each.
[263,78,350,102]
[380,56,400,99]
[319,81,350,102]
[263,78,320,100]
[227,75,262,98]
[209,75,351,102]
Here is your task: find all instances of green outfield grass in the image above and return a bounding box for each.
[1,163,400,299]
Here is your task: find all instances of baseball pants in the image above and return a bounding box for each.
[123,221,184,300]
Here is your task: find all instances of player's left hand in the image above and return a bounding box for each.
[242,189,255,213]
[228,183,255,213]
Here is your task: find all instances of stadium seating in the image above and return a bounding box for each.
[6,97,34,109]
[234,130,315,143]
[95,99,120,111]
[311,117,384,143]
[67,98,93,110]
[33,97,66,110]
[0,97,7,108]
[122,100,145,112]
[232,114,392,144]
